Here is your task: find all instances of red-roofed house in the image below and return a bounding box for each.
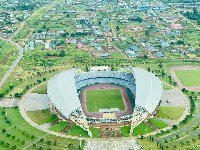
[108,32,113,37]
[57,46,66,49]
[66,39,70,44]
[77,43,83,48]
[170,24,183,29]
[103,32,108,37]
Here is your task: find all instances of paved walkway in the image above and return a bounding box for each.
[0,98,19,107]
[18,81,190,142]
[154,101,200,142]
[0,38,23,88]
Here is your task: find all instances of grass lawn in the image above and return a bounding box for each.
[67,125,89,137]
[26,110,58,124]
[86,89,125,112]
[174,70,200,87]
[148,118,168,129]
[49,122,70,132]
[110,52,124,59]
[32,83,47,94]
[162,83,172,90]
[89,127,100,138]
[132,122,153,136]
[120,125,131,137]
[137,138,160,150]
[157,106,185,120]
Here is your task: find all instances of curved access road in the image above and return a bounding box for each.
[0,38,23,88]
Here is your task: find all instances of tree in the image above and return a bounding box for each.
[172,125,177,129]
[11,145,17,150]
[177,40,184,45]
[42,25,46,29]
[40,138,44,142]
[12,135,16,140]
[147,67,150,72]
[143,55,148,59]
[145,30,150,37]
[60,50,66,57]
[116,25,120,31]
[2,129,6,133]
[0,94,3,98]
[47,141,51,145]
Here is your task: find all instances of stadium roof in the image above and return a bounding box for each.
[47,67,163,118]
[129,67,163,114]
[47,68,81,118]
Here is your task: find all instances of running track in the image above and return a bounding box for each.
[169,66,200,92]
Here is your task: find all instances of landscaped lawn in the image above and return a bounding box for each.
[86,89,125,112]
[110,52,124,59]
[137,138,160,150]
[32,83,47,94]
[120,125,131,137]
[148,118,168,129]
[89,127,100,138]
[162,83,172,90]
[49,122,70,132]
[26,110,58,124]
[67,125,90,137]
[132,122,153,136]
[157,106,185,120]
[174,69,200,87]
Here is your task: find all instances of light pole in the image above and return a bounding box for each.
[145,128,147,135]
[80,134,81,148]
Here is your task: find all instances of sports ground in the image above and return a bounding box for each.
[81,84,133,118]
[170,66,200,92]
[86,89,125,112]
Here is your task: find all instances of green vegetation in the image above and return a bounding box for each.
[0,107,85,150]
[148,118,168,129]
[162,83,172,90]
[86,89,125,112]
[89,127,100,138]
[137,137,160,150]
[26,109,55,124]
[49,122,70,132]
[132,122,153,136]
[120,125,131,137]
[67,125,89,137]
[110,52,124,59]
[174,70,200,86]
[32,83,47,94]
[157,106,185,120]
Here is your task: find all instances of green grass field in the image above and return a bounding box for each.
[120,125,131,137]
[89,127,100,138]
[174,70,200,87]
[110,52,124,59]
[67,125,89,137]
[157,106,185,120]
[86,89,125,112]
[32,83,47,94]
[26,110,58,124]
[162,84,172,90]
[148,118,168,129]
[49,122,70,132]
[132,122,153,136]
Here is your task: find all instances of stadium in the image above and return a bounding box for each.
[47,66,163,137]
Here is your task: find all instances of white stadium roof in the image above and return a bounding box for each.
[47,67,163,118]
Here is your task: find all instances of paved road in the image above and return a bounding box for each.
[0,38,23,88]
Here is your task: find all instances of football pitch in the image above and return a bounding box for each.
[174,69,200,87]
[86,89,125,112]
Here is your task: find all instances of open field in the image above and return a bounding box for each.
[132,122,153,136]
[26,110,55,124]
[49,122,70,132]
[32,83,47,94]
[148,118,168,129]
[86,89,125,112]
[157,106,185,120]
[67,125,90,138]
[174,70,200,87]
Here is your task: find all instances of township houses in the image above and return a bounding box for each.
[170,24,183,29]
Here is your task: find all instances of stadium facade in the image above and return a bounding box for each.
[47,67,163,137]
